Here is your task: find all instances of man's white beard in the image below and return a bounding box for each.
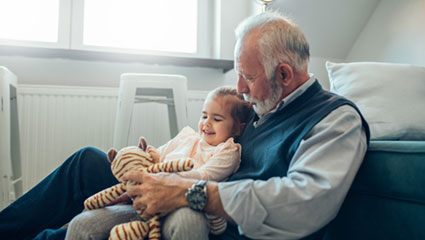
[244,76,283,116]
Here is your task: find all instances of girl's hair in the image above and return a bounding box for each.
[206,86,254,135]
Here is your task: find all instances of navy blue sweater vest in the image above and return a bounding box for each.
[230,80,370,182]
[221,81,370,240]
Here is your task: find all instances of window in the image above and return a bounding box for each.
[81,0,198,54]
[0,0,59,42]
[0,0,71,48]
[0,0,211,57]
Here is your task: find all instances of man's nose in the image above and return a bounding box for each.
[237,76,249,94]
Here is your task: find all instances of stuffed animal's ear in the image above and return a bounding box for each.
[107,148,118,163]
[139,136,147,151]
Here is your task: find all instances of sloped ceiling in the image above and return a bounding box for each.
[269,0,381,59]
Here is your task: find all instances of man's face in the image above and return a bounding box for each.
[235,36,283,115]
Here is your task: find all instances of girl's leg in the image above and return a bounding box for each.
[0,147,119,240]
[65,205,139,240]
[162,207,210,240]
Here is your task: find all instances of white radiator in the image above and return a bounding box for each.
[17,84,208,192]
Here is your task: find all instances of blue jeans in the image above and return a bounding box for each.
[0,147,118,240]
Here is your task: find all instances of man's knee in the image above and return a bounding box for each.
[62,147,108,174]
[66,147,117,200]
[162,207,209,240]
[73,147,112,180]
[76,147,108,166]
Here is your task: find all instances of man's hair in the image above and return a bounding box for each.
[235,11,310,80]
[206,86,254,135]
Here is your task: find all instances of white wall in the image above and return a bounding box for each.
[272,0,380,60]
[214,0,250,60]
[346,0,425,67]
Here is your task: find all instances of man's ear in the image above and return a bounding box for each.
[139,136,147,151]
[276,63,294,87]
[107,148,118,163]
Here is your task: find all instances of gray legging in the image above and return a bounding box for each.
[65,205,209,240]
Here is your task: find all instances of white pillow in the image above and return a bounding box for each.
[326,61,425,140]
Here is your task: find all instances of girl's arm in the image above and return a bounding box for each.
[177,143,241,181]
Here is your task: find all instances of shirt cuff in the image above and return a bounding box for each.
[218,180,268,235]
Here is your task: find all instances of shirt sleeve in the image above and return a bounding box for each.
[218,105,368,239]
[177,139,241,181]
[156,126,195,160]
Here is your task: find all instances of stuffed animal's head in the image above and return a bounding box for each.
[108,137,154,182]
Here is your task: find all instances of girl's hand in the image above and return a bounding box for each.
[147,145,160,163]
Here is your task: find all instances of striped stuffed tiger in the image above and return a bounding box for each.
[84,138,194,240]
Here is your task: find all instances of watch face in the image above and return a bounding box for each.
[187,187,207,211]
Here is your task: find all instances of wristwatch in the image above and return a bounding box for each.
[185,180,208,211]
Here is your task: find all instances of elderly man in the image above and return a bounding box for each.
[121,11,370,240]
[0,11,369,240]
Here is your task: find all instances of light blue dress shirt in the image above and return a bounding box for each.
[218,75,368,239]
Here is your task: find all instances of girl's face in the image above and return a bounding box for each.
[198,97,235,146]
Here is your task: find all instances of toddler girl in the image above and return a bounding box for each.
[65,86,253,240]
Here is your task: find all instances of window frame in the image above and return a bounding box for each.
[0,0,212,58]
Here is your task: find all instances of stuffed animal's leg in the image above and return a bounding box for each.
[84,183,126,210]
[147,215,161,240]
[109,220,149,240]
[147,158,194,173]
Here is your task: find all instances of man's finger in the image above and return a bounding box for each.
[122,170,144,182]
[105,192,132,206]
[126,183,144,198]
[133,196,146,210]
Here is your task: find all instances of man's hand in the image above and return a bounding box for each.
[104,192,132,206]
[122,170,233,221]
[122,170,193,217]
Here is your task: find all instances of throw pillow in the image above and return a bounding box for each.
[326,61,425,140]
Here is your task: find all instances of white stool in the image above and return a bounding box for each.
[113,73,189,149]
[0,67,23,210]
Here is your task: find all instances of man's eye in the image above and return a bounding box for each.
[239,73,253,82]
